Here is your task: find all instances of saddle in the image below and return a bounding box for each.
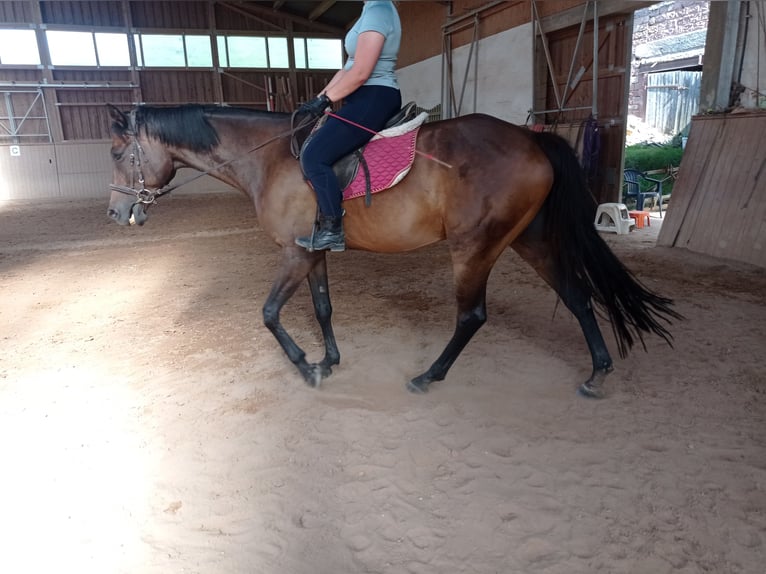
[296,102,425,205]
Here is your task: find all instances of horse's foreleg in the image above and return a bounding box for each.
[307,257,340,375]
[262,249,327,387]
[512,220,613,398]
[407,262,490,394]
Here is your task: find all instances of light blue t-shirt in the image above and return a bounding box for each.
[343,1,401,89]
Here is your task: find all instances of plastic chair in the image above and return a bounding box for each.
[623,168,663,217]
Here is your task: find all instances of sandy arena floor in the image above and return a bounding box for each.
[1,192,764,574]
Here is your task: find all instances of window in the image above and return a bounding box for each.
[44,30,129,67]
[136,34,184,67]
[267,37,289,68]
[95,33,130,66]
[308,38,342,69]
[293,38,343,70]
[185,35,212,67]
[134,33,212,67]
[293,38,306,69]
[218,35,327,69]
[46,31,97,66]
[216,36,228,67]
[217,36,290,68]
[0,29,41,65]
[225,36,267,68]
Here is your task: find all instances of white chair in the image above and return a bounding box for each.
[594,203,634,235]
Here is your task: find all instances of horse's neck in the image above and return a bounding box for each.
[174,115,290,194]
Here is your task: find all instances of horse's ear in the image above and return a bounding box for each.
[106,104,129,135]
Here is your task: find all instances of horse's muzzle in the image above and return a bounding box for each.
[107,201,148,226]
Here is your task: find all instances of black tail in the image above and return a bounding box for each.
[531,130,682,357]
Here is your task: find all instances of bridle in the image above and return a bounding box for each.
[109,109,316,209]
[108,110,173,209]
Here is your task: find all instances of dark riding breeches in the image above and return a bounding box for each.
[300,85,402,218]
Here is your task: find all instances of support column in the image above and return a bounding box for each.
[30,1,64,142]
[699,1,742,112]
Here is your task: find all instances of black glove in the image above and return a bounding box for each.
[299,94,332,118]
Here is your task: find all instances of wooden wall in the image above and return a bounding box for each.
[535,12,631,204]
[0,141,230,201]
[397,0,588,68]
[657,111,766,268]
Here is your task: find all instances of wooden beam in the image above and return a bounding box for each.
[538,0,653,34]
[219,2,285,32]
[219,1,343,36]
[308,1,336,22]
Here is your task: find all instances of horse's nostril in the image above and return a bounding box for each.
[107,208,119,220]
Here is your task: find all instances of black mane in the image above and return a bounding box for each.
[133,104,288,152]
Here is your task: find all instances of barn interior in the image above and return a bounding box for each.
[1,3,765,573]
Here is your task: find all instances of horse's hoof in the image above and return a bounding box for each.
[577,382,606,399]
[577,365,612,399]
[406,379,429,394]
[300,364,324,388]
[318,362,334,378]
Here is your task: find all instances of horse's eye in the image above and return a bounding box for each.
[111,149,124,161]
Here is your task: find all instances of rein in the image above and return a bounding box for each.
[325,111,453,169]
[109,107,450,208]
[109,110,314,205]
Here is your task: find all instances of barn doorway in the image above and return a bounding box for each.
[623,1,709,228]
[627,1,708,145]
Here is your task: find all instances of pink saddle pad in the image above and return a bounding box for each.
[342,129,419,201]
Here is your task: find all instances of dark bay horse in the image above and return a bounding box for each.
[106,104,679,397]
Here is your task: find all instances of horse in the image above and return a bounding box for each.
[106,103,680,398]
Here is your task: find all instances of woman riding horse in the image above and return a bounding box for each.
[296,0,402,253]
[106,103,680,397]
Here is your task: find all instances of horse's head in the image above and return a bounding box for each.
[106,104,176,226]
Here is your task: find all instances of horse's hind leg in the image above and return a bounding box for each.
[407,248,493,394]
[511,217,613,398]
[263,248,331,387]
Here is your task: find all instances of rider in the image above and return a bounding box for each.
[295,0,402,252]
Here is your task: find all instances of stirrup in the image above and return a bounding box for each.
[295,220,345,252]
[295,234,345,252]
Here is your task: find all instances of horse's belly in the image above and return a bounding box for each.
[345,202,444,253]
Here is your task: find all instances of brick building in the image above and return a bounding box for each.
[629,1,709,136]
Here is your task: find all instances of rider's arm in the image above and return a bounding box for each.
[322,31,384,103]
[319,69,346,97]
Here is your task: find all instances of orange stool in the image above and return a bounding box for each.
[628,210,651,229]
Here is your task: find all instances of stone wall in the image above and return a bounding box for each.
[632,1,709,46]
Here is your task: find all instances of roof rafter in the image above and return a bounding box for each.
[308,1,337,22]
[219,1,344,35]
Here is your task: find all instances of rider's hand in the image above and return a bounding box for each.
[299,94,332,118]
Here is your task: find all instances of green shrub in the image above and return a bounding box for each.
[624,144,684,196]
[624,144,684,172]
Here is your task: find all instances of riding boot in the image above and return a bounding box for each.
[295,214,345,252]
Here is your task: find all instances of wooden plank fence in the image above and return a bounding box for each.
[657,111,766,268]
